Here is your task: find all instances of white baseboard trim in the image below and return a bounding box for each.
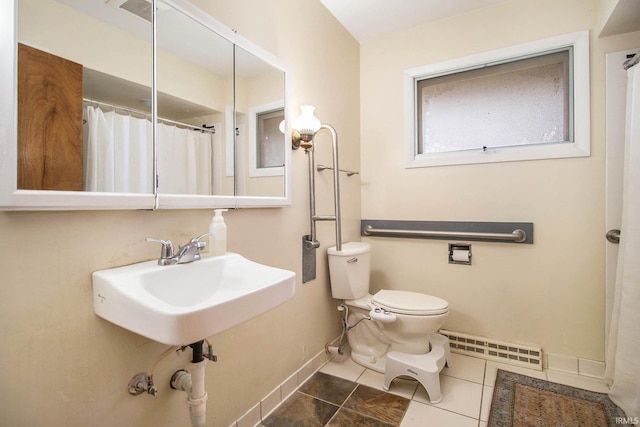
[230,343,334,427]
[544,352,606,379]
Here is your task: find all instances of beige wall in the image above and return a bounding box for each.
[4,0,640,425]
[0,0,359,426]
[360,0,640,361]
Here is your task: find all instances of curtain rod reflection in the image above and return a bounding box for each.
[82,98,216,134]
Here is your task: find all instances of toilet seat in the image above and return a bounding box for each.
[372,290,448,316]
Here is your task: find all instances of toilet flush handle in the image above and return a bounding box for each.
[369,308,397,323]
[347,257,358,263]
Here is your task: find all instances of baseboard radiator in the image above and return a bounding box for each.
[439,329,543,371]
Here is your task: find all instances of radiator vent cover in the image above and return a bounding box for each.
[439,329,543,371]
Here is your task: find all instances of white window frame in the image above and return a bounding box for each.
[404,31,590,168]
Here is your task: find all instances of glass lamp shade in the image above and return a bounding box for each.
[292,105,321,136]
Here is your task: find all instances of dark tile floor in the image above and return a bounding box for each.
[260,371,410,427]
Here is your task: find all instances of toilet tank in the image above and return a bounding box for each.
[327,242,371,299]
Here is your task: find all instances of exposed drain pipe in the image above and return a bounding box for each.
[170,341,208,427]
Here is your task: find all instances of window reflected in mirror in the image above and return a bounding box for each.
[234,45,286,198]
[253,107,285,172]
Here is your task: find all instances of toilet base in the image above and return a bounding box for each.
[383,333,451,403]
[351,352,388,373]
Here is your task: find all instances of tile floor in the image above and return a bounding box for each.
[262,352,610,427]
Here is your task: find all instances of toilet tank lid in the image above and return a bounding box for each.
[372,290,449,315]
[327,242,371,256]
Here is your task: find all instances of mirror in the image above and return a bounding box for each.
[18,0,154,194]
[0,0,289,210]
[156,0,234,197]
[234,43,287,198]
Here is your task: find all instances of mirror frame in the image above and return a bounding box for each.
[0,0,291,210]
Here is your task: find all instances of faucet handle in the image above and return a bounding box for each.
[145,237,175,262]
[190,232,211,243]
[189,232,211,250]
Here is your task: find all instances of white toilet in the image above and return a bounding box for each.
[328,241,451,403]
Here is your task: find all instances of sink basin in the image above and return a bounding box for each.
[92,253,296,346]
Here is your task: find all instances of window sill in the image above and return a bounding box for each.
[406,141,590,168]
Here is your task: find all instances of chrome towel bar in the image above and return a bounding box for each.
[363,225,527,243]
[316,164,359,176]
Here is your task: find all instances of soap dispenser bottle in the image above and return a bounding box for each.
[209,209,228,256]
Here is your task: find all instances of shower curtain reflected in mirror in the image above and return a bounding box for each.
[85,107,153,193]
[84,107,214,195]
[605,64,640,418]
[156,123,213,195]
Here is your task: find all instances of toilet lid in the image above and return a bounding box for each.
[372,290,449,315]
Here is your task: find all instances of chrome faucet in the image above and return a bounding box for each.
[146,233,210,265]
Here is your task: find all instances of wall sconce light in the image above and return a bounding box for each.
[291,105,321,150]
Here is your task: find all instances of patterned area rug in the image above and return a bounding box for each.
[488,369,626,427]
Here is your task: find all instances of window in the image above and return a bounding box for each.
[405,31,590,167]
[256,109,285,169]
[248,102,285,177]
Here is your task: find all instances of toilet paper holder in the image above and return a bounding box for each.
[449,243,472,265]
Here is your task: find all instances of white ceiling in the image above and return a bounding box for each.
[319,0,507,43]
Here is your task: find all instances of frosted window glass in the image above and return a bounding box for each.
[257,110,285,168]
[417,50,570,154]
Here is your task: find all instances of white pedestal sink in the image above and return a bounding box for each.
[92,253,296,346]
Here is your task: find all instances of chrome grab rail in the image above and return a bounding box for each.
[362,225,527,243]
[313,215,337,221]
[306,124,342,251]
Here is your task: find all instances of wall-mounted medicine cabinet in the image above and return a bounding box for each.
[0,0,290,210]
